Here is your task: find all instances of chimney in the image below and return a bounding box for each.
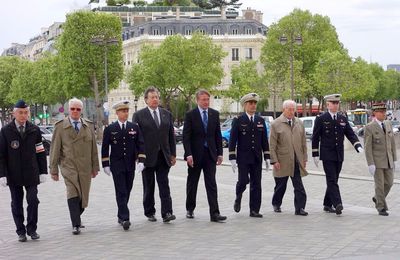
[221,5,226,20]
[176,6,180,20]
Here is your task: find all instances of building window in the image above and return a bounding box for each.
[245,48,253,60]
[232,28,238,35]
[166,29,174,35]
[245,28,252,34]
[213,28,220,35]
[232,48,239,61]
[185,29,192,35]
[198,29,206,35]
[153,28,160,35]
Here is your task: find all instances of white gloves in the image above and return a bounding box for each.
[368,165,376,176]
[104,166,112,176]
[357,147,364,153]
[136,162,145,173]
[313,157,319,167]
[230,160,237,173]
[39,175,46,183]
[265,160,270,172]
[0,177,7,187]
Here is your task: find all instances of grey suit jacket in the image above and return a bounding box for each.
[364,120,397,169]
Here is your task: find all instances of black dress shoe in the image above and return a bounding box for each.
[163,213,176,223]
[147,215,157,222]
[249,211,263,218]
[335,204,343,215]
[295,208,308,216]
[186,211,194,219]
[210,214,227,222]
[29,232,40,240]
[273,205,281,213]
[72,226,81,235]
[234,199,241,213]
[122,220,131,230]
[379,209,389,216]
[18,234,27,242]
[323,206,335,213]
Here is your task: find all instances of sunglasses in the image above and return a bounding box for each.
[70,107,82,111]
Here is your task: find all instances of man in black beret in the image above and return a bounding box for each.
[0,100,48,242]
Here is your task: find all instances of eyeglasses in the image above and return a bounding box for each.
[70,107,82,111]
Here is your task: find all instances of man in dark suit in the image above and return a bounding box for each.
[102,100,145,230]
[0,100,47,242]
[132,87,176,223]
[228,93,270,218]
[312,94,363,215]
[183,89,227,222]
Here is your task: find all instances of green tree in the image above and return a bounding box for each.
[344,57,376,103]
[126,32,226,110]
[58,10,123,139]
[383,69,400,100]
[192,0,241,9]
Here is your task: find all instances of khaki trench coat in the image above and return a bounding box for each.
[49,117,99,208]
[269,115,308,177]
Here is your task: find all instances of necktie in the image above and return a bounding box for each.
[153,110,160,128]
[19,125,24,137]
[202,110,208,132]
[288,120,291,127]
[73,121,79,133]
[333,115,336,121]
[382,122,386,133]
[250,116,253,123]
[122,123,126,131]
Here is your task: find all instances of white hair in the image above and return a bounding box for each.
[282,100,297,110]
[68,97,83,108]
[13,107,30,112]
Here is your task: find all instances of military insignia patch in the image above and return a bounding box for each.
[129,131,136,135]
[11,140,19,149]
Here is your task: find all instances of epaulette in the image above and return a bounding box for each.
[83,118,94,124]
[54,119,63,125]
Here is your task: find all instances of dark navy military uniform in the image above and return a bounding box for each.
[228,114,270,213]
[312,112,361,209]
[101,121,145,222]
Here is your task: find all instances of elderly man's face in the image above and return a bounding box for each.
[14,108,30,125]
[145,91,160,110]
[197,94,210,110]
[282,104,296,119]
[69,102,83,121]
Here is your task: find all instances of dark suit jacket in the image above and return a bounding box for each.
[133,107,176,168]
[183,107,223,164]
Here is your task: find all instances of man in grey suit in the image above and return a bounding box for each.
[364,102,397,216]
[132,87,176,223]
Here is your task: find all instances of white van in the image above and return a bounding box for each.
[299,116,316,139]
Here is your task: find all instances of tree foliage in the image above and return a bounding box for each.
[192,0,241,9]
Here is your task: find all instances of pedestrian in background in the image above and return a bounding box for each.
[49,97,99,235]
[364,102,396,216]
[0,100,47,242]
[229,93,270,218]
[102,100,145,230]
[269,100,308,216]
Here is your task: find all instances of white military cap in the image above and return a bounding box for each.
[112,100,130,111]
[240,93,260,106]
[324,94,341,102]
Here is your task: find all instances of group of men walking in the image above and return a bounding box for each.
[0,88,396,242]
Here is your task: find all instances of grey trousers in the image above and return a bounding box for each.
[373,168,393,211]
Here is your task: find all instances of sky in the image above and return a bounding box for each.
[0,0,399,68]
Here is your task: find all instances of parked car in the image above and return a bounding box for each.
[348,121,358,133]
[174,126,183,143]
[391,120,400,133]
[221,118,234,131]
[221,119,270,148]
[39,126,52,156]
[299,116,316,139]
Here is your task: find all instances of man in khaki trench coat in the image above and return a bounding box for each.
[50,98,99,235]
[364,102,397,216]
[269,100,308,216]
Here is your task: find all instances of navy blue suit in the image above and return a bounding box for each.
[101,121,145,222]
[228,114,269,213]
[312,112,361,208]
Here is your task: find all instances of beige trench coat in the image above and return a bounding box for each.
[49,117,100,208]
[269,115,308,177]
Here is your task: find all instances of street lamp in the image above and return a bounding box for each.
[279,34,302,100]
[134,96,138,112]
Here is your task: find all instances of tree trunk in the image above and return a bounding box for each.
[90,72,104,142]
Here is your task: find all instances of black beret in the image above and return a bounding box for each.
[14,99,28,108]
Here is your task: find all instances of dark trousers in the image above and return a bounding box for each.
[272,161,307,211]
[322,160,343,207]
[112,169,134,221]
[9,185,39,236]
[67,197,84,227]
[186,148,220,216]
[142,151,173,218]
[236,161,262,212]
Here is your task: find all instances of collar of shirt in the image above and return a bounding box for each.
[198,106,208,115]
[283,116,293,124]
[374,118,384,127]
[14,121,26,129]
[147,106,160,121]
[69,117,81,126]
[328,112,337,120]
[118,120,127,129]
[246,112,255,122]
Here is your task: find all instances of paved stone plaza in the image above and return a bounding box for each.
[1,142,400,259]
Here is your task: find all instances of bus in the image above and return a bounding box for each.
[347,108,370,127]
